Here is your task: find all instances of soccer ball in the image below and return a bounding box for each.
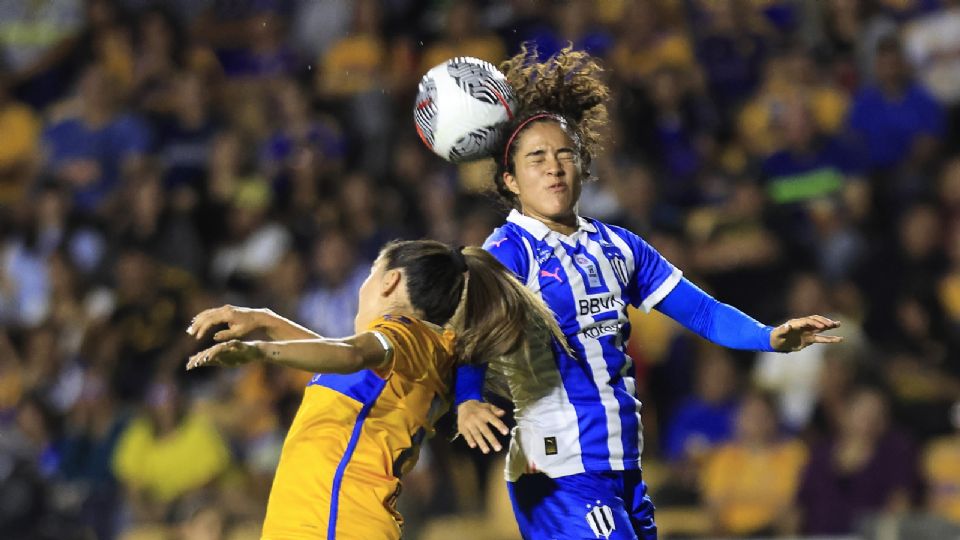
[413,57,517,163]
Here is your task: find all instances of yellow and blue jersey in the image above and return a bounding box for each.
[261,315,455,540]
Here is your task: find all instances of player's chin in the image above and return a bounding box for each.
[541,193,576,216]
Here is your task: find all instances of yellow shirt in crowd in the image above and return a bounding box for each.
[923,436,960,524]
[112,412,231,503]
[701,439,809,534]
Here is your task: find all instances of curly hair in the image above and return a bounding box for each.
[491,44,610,207]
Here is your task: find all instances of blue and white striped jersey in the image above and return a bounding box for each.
[485,210,681,480]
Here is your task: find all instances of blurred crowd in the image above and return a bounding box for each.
[2,0,960,538]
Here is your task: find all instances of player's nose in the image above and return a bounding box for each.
[544,158,564,177]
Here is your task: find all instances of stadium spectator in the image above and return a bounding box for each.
[419,1,507,73]
[0,73,41,205]
[700,390,808,536]
[798,386,918,535]
[663,347,740,463]
[297,229,367,339]
[739,45,849,158]
[754,273,838,430]
[111,379,231,523]
[923,402,960,524]
[153,71,219,192]
[847,35,944,178]
[41,64,151,215]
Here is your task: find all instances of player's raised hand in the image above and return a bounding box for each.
[457,399,509,454]
[187,305,265,342]
[187,340,264,370]
[770,315,843,352]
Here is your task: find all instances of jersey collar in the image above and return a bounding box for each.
[507,209,597,241]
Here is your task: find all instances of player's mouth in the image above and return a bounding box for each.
[546,182,568,193]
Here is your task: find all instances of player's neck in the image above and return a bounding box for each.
[380,304,420,321]
[523,209,578,236]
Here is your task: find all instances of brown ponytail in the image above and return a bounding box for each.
[451,247,570,363]
[380,240,569,363]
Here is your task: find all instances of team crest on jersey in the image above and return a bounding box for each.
[585,501,616,539]
[598,243,630,286]
[610,256,629,287]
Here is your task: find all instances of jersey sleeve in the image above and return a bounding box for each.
[655,277,775,351]
[483,227,529,282]
[367,315,436,381]
[611,225,683,312]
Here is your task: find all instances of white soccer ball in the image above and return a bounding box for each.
[413,57,517,163]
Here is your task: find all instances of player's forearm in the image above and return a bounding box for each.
[253,332,386,374]
[256,310,322,340]
[656,278,774,352]
[454,363,487,404]
[254,339,365,374]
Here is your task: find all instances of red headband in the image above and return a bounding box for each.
[502,113,565,167]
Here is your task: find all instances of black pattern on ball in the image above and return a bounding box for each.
[447,57,514,110]
[448,126,499,161]
[413,76,438,148]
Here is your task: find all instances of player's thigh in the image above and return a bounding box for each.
[507,472,638,540]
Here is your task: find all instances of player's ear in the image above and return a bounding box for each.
[380,268,402,297]
[503,171,521,195]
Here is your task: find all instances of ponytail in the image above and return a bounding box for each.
[380,240,569,363]
[451,247,570,363]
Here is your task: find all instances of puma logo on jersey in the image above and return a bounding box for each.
[540,268,563,283]
[585,501,616,539]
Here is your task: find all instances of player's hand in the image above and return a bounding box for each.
[187,340,264,370]
[457,400,508,454]
[187,305,266,342]
[770,315,843,352]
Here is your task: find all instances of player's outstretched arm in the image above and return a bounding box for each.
[457,399,509,454]
[656,278,843,353]
[185,332,391,374]
[187,304,321,342]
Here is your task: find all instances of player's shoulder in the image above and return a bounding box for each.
[371,314,447,345]
[378,314,416,326]
[483,223,526,251]
[587,218,645,249]
[372,314,425,334]
[592,218,632,238]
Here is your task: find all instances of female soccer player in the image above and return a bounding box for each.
[185,240,565,540]
[455,46,843,540]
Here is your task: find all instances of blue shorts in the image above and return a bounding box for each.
[507,470,657,540]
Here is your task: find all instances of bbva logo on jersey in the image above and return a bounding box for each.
[585,500,616,539]
[578,295,625,315]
